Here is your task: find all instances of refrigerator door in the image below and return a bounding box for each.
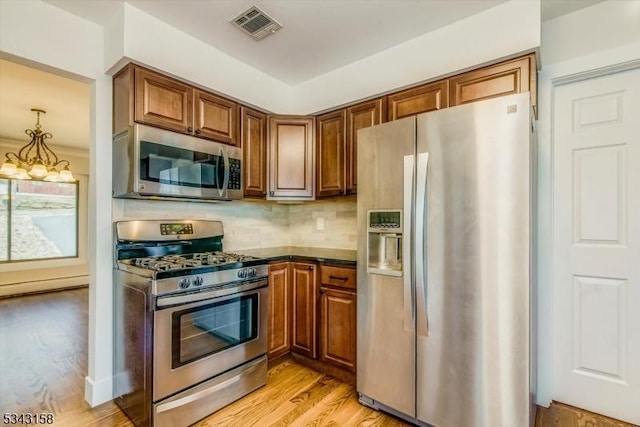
[416,93,531,426]
[357,118,416,418]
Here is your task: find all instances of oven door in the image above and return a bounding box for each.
[153,279,267,401]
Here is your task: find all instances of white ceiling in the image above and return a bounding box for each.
[0,0,604,150]
[0,59,90,150]
[69,0,513,85]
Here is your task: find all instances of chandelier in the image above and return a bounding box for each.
[0,108,75,182]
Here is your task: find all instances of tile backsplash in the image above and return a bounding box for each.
[288,196,357,249]
[113,195,357,250]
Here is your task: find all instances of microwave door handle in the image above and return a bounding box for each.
[221,147,229,198]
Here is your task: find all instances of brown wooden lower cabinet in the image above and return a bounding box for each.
[267,260,357,377]
[291,262,318,359]
[319,286,356,372]
[267,262,291,360]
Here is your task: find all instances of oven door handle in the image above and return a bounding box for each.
[156,278,268,308]
[155,356,265,414]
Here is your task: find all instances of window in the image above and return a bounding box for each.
[0,178,78,262]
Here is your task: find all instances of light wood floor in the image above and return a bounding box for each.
[0,288,636,427]
[0,288,407,426]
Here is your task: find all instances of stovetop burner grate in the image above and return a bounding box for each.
[123,251,261,272]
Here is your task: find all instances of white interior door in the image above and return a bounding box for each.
[553,67,640,424]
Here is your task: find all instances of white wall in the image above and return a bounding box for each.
[103,3,293,113]
[292,0,540,114]
[102,1,540,115]
[536,0,640,407]
[0,0,114,407]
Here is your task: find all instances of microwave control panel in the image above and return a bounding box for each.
[228,158,241,190]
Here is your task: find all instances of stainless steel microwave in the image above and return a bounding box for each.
[113,124,242,201]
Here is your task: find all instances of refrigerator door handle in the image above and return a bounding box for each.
[415,152,429,336]
[403,154,414,332]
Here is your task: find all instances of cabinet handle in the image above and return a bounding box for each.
[319,288,324,294]
[329,275,348,281]
[195,128,202,135]
[269,191,275,196]
[187,126,193,134]
[308,265,314,270]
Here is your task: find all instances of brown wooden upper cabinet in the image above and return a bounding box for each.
[449,54,537,116]
[345,98,386,194]
[267,116,315,200]
[113,64,238,146]
[241,107,267,198]
[386,80,449,121]
[316,110,346,197]
[193,89,237,145]
[315,98,386,198]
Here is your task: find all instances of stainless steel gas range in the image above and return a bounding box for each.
[113,220,268,427]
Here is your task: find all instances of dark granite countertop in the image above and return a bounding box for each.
[239,246,356,266]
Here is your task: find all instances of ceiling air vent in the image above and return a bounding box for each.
[230,5,282,40]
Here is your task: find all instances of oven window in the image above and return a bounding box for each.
[139,140,226,189]
[171,294,258,368]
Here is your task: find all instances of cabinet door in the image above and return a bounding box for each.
[134,67,193,134]
[449,54,536,115]
[267,116,315,200]
[291,262,317,358]
[386,80,448,121]
[193,90,238,145]
[316,110,346,197]
[267,262,291,360]
[345,98,386,194]
[320,287,356,372]
[241,107,267,198]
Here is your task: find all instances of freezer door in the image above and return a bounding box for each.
[357,118,416,418]
[416,93,531,426]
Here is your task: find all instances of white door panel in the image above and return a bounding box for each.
[553,67,640,424]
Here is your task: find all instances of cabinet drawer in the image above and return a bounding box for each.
[320,265,356,290]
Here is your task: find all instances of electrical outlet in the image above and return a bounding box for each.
[316,217,325,231]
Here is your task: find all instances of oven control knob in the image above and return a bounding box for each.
[251,268,257,277]
[179,278,190,289]
[193,276,203,287]
[237,270,246,279]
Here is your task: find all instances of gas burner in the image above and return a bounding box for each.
[219,252,259,262]
[148,260,183,271]
[195,252,229,264]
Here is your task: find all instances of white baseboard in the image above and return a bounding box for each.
[0,275,89,297]
[84,375,113,407]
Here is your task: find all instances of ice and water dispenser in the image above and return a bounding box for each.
[367,209,403,277]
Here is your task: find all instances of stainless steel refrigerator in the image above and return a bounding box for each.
[356,92,535,427]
